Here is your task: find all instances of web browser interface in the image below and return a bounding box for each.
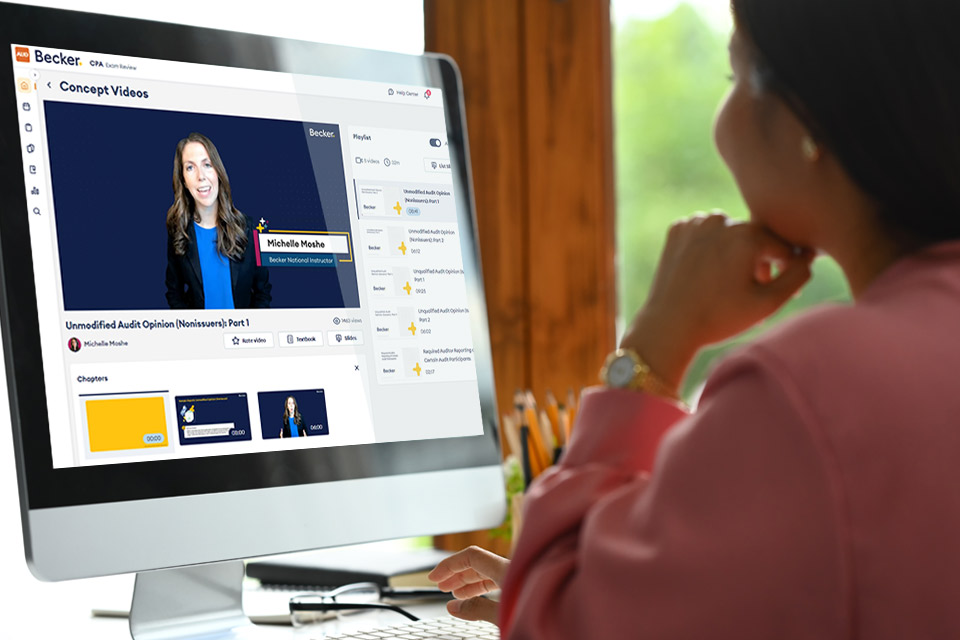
[10,44,481,468]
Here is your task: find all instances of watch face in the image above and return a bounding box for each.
[607,355,636,387]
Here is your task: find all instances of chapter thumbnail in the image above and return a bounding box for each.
[174,392,252,446]
[257,389,329,440]
[85,395,168,453]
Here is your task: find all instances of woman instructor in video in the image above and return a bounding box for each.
[165,132,271,309]
[280,396,307,438]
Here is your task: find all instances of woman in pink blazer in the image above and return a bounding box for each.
[429,0,960,638]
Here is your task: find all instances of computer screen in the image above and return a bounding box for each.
[0,1,504,588]
[20,40,482,470]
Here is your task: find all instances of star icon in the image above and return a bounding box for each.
[259,217,266,226]
[232,336,240,345]
[256,223,265,233]
[398,242,407,255]
[413,362,422,376]
[408,322,417,336]
[403,281,412,295]
[393,201,402,215]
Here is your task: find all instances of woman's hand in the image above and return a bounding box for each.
[427,546,510,625]
[621,213,813,391]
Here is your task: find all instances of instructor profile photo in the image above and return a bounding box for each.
[67,337,81,352]
[165,132,271,309]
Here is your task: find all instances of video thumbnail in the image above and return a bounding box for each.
[174,393,252,446]
[44,102,360,310]
[257,388,329,440]
[85,395,168,453]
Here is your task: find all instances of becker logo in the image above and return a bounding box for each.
[15,47,29,63]
[33,48,81,67]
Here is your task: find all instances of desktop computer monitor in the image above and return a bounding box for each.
[0,3,505,636]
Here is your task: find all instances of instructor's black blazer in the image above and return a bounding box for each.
[165,215,272,309]
[280,416,307,438]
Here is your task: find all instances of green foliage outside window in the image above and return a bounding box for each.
[614,5,851,399]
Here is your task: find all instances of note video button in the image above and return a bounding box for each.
[224,332,275,349]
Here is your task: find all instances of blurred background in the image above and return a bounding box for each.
[612,1,850,397]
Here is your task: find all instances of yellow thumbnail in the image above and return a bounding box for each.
[86,397,168,452]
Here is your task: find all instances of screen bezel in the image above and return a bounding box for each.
[0,2,502,510]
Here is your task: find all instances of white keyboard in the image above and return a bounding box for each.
[319,616,499,639]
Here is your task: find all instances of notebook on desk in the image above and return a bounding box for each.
[247,546,453,588]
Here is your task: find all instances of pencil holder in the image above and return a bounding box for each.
[486,455,524,547]
[509,491,525,554]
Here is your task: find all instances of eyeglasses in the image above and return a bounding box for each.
[289,582,427,627]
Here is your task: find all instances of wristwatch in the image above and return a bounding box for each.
[600,348,678,400]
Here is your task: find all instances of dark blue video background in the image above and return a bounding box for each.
[257,388,329,440]
[175,392,251,446]
[43,102,360,310]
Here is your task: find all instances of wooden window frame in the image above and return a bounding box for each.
[425,0,616,554]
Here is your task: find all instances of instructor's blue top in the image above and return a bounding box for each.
[194,223,234,309]
[288,417,299,438]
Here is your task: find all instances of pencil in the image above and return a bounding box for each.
[519,425,534,491]
[545,390,563,446]
[566,388,578,437]
[540,408,563,465]
[559,410,571,451]
[539,408,559,459]
[513,389,525,425]
[501,414,522,460]
[523,392,539,433]
[523,392,551,471]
